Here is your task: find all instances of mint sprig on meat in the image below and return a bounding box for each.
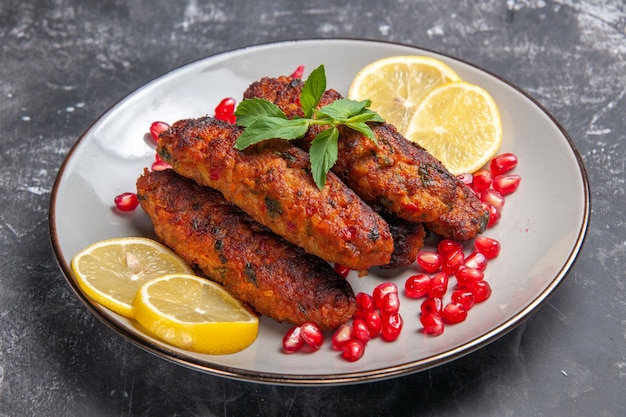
[234,64,384,189]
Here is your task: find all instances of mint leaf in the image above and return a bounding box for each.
[309,127,339,189]
[317,98,370,120]
[235,98,287,127]
[344,121,378,143]
[234,118,309,149]
[301,65,326,118]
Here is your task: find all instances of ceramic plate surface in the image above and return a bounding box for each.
[50,39,590,385]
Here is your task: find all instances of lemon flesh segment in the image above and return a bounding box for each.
[406,82,503,175]
[133,274,259,355]
[348,55,461,134]
[70,237,193,319]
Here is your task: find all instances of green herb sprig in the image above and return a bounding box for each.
[234,65,384,189]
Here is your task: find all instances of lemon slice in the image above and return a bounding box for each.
[348,55,461,134]
[133,274,259,354]
[405,81,503,175]
[70,237,193,319]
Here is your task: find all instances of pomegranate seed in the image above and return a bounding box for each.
[151,160,172,171]
[462,251,488,271]
[428,272,449,298]
[451,290,475,311]
[149,121,170,142]
[331,323,353,350]
[456,173,473,187]
[441,249,464,274]
[114,192,139,211]
[442,302,468,324]
[373,282,398,310]
[493,174,521,195]
[490,153,518,176]
[352,318,371,343]
[289,65,305,79]
[300,322,324,350]
[455,267,484,288]
[437,239,463,257]
[282,326,304,353]
[355,292,374,312]
[482,203,501,228]
[381,312,403,342]
[341,339,365,362]
[473,169,493,193]
[404,273,431,298]
[214,97,237,124]
[380,292,400,316]
[334,263,350,278]
[465,280,493,303]
[420,313,444,336]
[421,297,443,315]
[480,188,505,210]
[474,236,501,259]
[363,309,382,337]
[416,250,441,273]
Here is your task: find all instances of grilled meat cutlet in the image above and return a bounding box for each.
[157,116,394,270]
[136,169,357,330]
[243,75,488,240]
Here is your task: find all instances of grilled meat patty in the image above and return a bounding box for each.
[136,169,357,330]
[157,116,394,270]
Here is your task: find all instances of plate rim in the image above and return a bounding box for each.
[48,37,591,386]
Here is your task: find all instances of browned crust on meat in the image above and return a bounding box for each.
[156,116,393,270]
[136,169,357,330]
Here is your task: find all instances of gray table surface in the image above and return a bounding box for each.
[1,0,624,416]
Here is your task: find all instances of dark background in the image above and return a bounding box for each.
[1,1,624,416]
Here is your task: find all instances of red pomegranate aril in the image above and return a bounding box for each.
[380,292,400,316]
[352,318,371,343]
[300,322,324,350]
[331,323,353,350]
[493,174,521,195]
[473,169,493,193]
[149,121,170,142]
[455,267,484,287]
[428,272,449,298]
[363,309,382,337]
[114,192,139,211]
[334,263,351,278]
[420,313,444,336]
[355,292,374,312]
[282,325,304,353]
[441,249,464,274]
[451,290,475,311]
[490,153,518,176]
[474,236,501,259]
[373,282,398,310]
[341,339,365,362]
[289,65,305,79]
[404,273,432,298]
[421,297,443,315]
[214,97,236,120]
[482,202,501,228]
[480,188,505,210]
[457,173,473,187]
[442,302,468,324]
[417,250,441,273]
[462,251,488,271]
[381,312,403,342]
[437,239,463,257]
[466,280,493,303]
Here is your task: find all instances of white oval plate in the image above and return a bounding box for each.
[50,39,590,385]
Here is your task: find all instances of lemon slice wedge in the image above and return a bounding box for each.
[133,274,259,354]
[348,55,461,134]
[405,81,503,175]
[70,237,193,319]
